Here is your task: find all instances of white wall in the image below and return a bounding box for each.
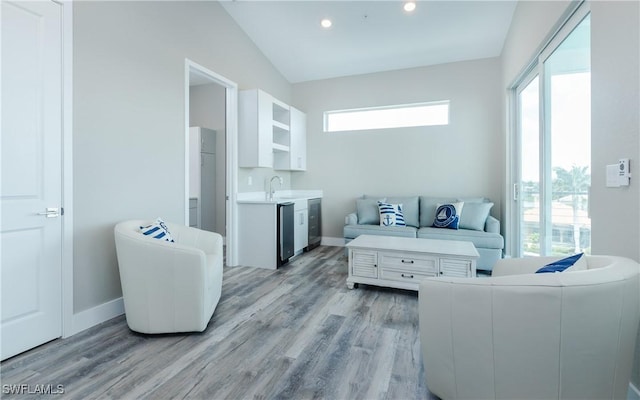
[501,0,640,390]
[590,1,640,390]
[501,0,573,89]
[590,1,640,262]
[291,58,503,239]
[238,168,292,194]
[73,1,291,313]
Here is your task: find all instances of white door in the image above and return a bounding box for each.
[1,0,63,360]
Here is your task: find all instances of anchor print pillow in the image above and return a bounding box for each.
[433,202,464,229]
[378,202,406,227]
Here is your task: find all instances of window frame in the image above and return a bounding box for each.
[323,100,450,133]
[507,2,591,258]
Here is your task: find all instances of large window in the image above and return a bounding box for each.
[324,101,449,132]
[513,7,591,257]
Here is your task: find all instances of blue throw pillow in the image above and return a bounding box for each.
[378,202,406,227]
[139,218,175,242]
[535,253,584,274]
[357,198,385,225]
[459,202,494,231]
[433,202,464,229]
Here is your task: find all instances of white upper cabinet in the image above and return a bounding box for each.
[239,89,306,171]
[277,106,307,171]
[238,89,279,168]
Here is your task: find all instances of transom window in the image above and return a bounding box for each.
[324,101,449,132]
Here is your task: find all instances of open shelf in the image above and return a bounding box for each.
[272,143,290,152]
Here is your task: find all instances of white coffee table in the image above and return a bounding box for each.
[346,235,479,291]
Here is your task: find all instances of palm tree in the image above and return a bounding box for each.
[552,165,590,252]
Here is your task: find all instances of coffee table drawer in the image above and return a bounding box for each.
[380,268,433,284]
[379,252,438,273]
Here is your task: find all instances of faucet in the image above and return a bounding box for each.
[268,175,283,201]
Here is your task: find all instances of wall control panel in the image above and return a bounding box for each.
[606,158,631,187]
[618,158,630,186]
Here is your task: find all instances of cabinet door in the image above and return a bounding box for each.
[200,128,216,153]
[294,208,308,253]
[439,258,472,277]
[289,106,306,171]
[238,89,275,168]
[350,249,378,278]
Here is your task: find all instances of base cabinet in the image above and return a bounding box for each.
[347,248,474,291]
[293,200,308,254]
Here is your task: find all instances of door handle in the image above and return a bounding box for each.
[37,208,60,218]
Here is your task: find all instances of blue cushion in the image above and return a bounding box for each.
[535,253,584,273]
[357,198,385,225]
[433,202,464,230]
[460,202,494,231]
[378,202,406,227]
[140,218,175,242]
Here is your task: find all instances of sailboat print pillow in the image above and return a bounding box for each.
[433,202,464,229]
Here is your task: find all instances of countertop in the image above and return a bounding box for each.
[236,190,323,204]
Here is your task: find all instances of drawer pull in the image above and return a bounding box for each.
[401,259,414,264]
[401,273,414,279]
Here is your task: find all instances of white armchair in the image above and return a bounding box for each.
[419,255,640,400]
[114,220,223,334]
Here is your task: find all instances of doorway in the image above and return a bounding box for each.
[185,60,238,266]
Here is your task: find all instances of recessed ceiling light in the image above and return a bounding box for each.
[403,1,416,12]
[321,18,332,28]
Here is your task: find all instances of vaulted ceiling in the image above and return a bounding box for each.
[220,1,518,83]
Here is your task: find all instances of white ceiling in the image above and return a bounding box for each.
[220,0,518,83]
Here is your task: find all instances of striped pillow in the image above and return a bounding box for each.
[378,202,406,227]
[139,218,175,242]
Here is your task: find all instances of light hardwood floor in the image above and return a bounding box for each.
[1,246,436,399]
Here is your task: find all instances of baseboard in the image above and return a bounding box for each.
[630,382,640,400]
[69,297,124,337]
[321,237,345,247]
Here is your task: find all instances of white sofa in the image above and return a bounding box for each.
[419,255,640,399]
[114,220,223,334]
